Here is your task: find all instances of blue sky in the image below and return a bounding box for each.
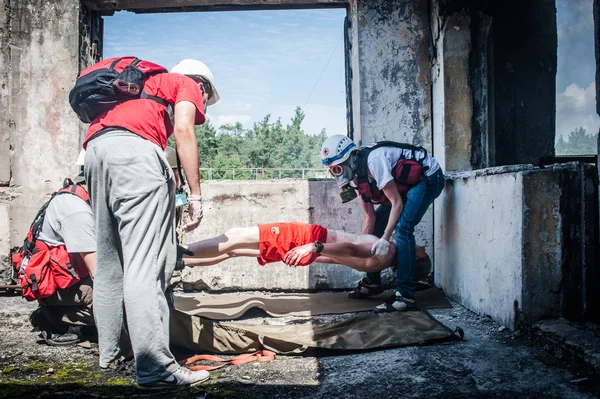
[104,3,598,141]
[103,9,348,136]
[556,0,599,138]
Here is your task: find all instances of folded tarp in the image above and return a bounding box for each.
[173,288,451,321]
[170,309,462,355]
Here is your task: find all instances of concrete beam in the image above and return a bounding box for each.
[82,0,347,13]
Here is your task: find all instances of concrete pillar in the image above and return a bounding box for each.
[0,0,96,273]
[595,0,599,119]
[0,0,11,273]
[348,0,434,253]
[431,7,474,173]
[351,0,431,147]
[593,0,600,323]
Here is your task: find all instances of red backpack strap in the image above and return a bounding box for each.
[58,178,90,206]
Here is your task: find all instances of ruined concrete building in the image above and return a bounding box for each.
[0,0,598,330]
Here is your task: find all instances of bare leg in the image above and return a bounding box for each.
[185,226,260,258]
[184,248,261,267]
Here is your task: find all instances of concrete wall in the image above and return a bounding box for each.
[435,169,524,328]
[180,179,367,290]
[435,163,598,329]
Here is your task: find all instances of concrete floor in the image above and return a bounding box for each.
[0,294,598,398]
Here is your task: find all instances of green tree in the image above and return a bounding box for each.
[555,127,598,155]
[166,106,333,179]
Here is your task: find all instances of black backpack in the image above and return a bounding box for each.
[69,56,171,123]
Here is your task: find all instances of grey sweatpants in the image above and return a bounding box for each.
[84,131,178,383]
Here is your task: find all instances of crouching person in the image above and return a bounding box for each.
[12,151,96,346]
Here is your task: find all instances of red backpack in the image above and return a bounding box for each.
[69,56,171,123]
[11,179,91,302]
[356,141,429,205]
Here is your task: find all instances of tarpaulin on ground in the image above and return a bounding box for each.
[170,310,461,355]
[170,289,461,355]
[173,288,451,321]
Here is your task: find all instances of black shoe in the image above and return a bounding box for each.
[39,330,80,346]
[348,278,384,299]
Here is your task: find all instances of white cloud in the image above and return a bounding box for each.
[556,82,600,137]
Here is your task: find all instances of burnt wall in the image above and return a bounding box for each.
[594,0,600,119]
[355,0,431,147]
[522,163,599,324]
[490,0,557,165]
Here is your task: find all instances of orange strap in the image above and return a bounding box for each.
[179,350,276,371]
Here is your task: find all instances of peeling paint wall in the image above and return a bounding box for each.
[354,0,431,147]
[0,1,95,273]
[435,164,598,328]
[180,179,368,290]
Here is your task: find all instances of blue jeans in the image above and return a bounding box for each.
[366,168,445,298]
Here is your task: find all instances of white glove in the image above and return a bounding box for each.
[371,238,390,258]
[184,195,203,232]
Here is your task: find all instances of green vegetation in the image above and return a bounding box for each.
[555,127,598,155]
[168,107,329,179]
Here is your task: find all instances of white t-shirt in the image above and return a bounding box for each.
[37,194,96,253]
[367,146,440,190]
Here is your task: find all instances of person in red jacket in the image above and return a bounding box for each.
[83,58,219,391]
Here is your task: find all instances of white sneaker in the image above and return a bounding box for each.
[137,366,210,391]
[374,292,416,313]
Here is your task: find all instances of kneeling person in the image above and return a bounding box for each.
[13,152,96,346]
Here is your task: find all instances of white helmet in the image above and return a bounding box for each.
[321,134,358,167]
[170,59,220,106]
[75,149,86,166]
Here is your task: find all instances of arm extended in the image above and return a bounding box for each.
[284,241,373,266]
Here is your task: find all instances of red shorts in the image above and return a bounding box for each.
[257,222,328,266]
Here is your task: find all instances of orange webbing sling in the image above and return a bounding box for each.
[179,350,276,371]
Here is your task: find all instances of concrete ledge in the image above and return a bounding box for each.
[533,318,600,373]
[435,162,598,329]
